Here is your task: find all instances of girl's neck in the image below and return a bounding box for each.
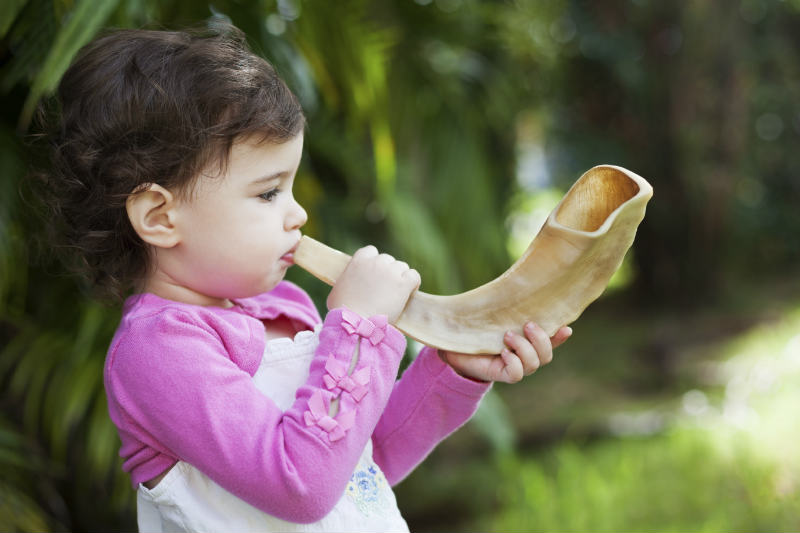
[142,273,233,308]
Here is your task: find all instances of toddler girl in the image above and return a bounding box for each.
[37,23,571,532]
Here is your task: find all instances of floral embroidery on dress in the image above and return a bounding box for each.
[345,458,392,517]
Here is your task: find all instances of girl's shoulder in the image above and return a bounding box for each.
[108,291,272,378]
[118,281,320,327]
[108,282,321,373]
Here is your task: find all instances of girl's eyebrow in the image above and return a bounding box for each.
[249,172,286,187]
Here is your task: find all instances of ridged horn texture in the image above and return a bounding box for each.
[293,165,653,354]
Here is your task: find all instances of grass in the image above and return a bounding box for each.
[397,283,800,532]
[487,429,800,532]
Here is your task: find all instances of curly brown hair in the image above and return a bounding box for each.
[32,22,305,301]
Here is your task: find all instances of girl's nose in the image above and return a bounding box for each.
[285,197,308,231]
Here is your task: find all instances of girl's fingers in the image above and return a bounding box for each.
[500,348,524,383]
[504,329,541,375]
[402,268,421,287]
[523,322,553,365]
[376,253,394,265]
[395,261,421,288]
[550,326,573,348]
[354,245,378,259]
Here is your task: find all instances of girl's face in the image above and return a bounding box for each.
[161,133,307,306]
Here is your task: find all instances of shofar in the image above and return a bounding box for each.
[294,165,653,354]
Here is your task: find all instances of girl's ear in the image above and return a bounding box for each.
[126,184,181,248]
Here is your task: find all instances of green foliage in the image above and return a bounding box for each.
[489,430,800,533]
[0,0,27,37]
[1,0,532,529]
[394,297,800,532]
[485,307,800,532]
[18,0,120,128]
[3,0,800,531]
[504,0,800,305]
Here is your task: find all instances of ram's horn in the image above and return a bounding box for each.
[294,165,653,354]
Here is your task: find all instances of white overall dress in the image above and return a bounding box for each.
[135,326,410,532]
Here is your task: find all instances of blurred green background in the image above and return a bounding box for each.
[2,0,800,531]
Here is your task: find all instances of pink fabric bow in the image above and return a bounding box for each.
[322,356,371,401]
[303,391,355,442]
[341,309,388,345]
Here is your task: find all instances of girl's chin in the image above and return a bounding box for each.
[261,273,287,292]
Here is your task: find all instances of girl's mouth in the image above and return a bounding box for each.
[281,242,299,264]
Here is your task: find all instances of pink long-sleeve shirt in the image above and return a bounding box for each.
[104,281,490,523]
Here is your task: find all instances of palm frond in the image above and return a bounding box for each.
[0,0,27,38]
[0,0,58,94]
[18,0,121,128]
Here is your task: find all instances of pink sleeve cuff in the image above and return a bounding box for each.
[417,346,493,397]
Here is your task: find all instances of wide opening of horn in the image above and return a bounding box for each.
[555,167,640,232]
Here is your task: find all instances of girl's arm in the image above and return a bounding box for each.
[371,323,571,484]
[108,246,420,524]
[107,307,405,524]
[370,346,490,485]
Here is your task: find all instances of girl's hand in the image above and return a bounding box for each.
[327,246,421,322]
[440,322,572,383]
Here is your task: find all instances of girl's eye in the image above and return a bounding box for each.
[259,188,280,202]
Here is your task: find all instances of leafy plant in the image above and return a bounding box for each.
[1,1,534,529]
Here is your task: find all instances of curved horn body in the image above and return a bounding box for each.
[293,165,653,354]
